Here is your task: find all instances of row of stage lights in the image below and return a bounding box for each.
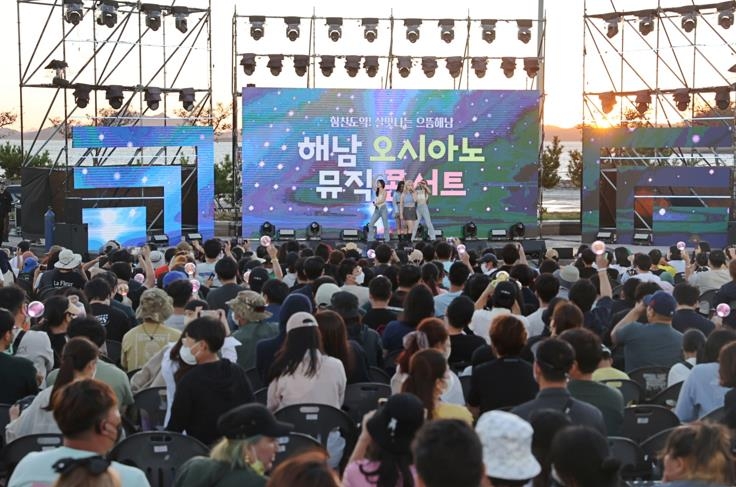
[240,54,540,79]
[599,4,734,37]
[246,16,535,45]
[63,0,191,33]
[597,87,732,114]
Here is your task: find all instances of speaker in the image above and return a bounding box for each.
[64,198,84,224]
[521,239,547,261]
[54,223,88,255]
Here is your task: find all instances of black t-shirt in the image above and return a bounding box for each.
[206,283,245,312]
[388,290,408,308]
[46,331,67,369]
[0,353,38,403]
[39,268,85,293]
[449,333,486,366]
[362,308,398,331]
[90,302,131,342]
[468,356,539,414]
[672,308,715,337]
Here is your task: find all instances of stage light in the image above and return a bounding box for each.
[471,57,487,78]
[639,14,655,36]
[481,19,496,43]
[267,54,284,76]
[307,221,321,240]
[599,92,616,114]
[364,56,379,77]
[185,232,202,242]
[362,18,378,42]
[46,60,69,87]
[151,234,169,245]
[605,16,619,38]
[293,55,308,77]
[405,18,422,43]
[142,4,162,31]
[635,90,651,115]
[326,17,343,42]
[341,229,362,241]
[462,221,478,240]
[681,10,697,33]
[673,89,690,111]
[179,88,195,111]
[715,87,731,110]
[284,16,300,41]
[510,222,525,240]
[320,56,335,77]
[439,19,455,43]
[632,232,652,245]
[73,84,92,108]
[422,57,437,78]
[260,221,275,237]
[524,58,539,78]
[435,229,444,240]
[250,16,265,40]
[64,0,84,25]
[596,231,616,244]
[241,53,256,75]
[172,6,188,34]
[106,85,124,109]
[517,20,533,44]
[446,57,463,78]
[489,229,509,241]
[96,0,118,28]
[277,228,296,240]
[719,7,734,29]
[501,57,516,78]
[397,57,412,78]
[144,87,161,111]
[345,56,361,77]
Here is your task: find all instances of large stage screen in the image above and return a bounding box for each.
[242,88,540,238]
[82,207,147,251]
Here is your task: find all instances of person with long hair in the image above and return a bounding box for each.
[410,180,435,241]
[383,285,435,353]
[343,393,425,487]
[34,295,80,369]
[266,451,341,487]
[393,181,405,241]
[401,349,472,423]
[549,426,621,487]
[315,310,370,384]
[6,337,99,443]
[719,341,736,429]
[659,422,734,486]
[368,179,389,241]
[420,263,443,296]
[400,181,418,244]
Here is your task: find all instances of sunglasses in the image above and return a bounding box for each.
[52,455,111,476]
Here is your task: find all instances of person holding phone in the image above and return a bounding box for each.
[367,179,388,242]
[411,180,435,241]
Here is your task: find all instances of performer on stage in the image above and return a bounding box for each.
[393,181,405,240]
[367,179,389,241]
[400,181,417,242]
[0,180,13,244]
[412,179,435,241]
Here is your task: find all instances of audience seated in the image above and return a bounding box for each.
[266,450,341,487]
[528,410,572,487]
[668,328,706,387]
[549,426,622,487]
[412,419,484,487]
[329,291,384,369]
[686,248,730,294]
[229,290,278,370]
[672,282,716,336]
[719,341,736,429]
[362,276,398,331]
[445,295,486,366]
[316,309,370,384]
[659,422,734,486]
[383,285,435,353]
[525,273,560,338]
[0,307,38,404]
[0,286,53,380]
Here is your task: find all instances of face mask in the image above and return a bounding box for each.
[355,272,365,285]
[482,265,494,276]
[179,344,198,365]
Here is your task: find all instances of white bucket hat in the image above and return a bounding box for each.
[475,410,541,481]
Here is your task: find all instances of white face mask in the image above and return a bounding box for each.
[179,344,198,365]
[482,265,494,276]
[355,272,365,285]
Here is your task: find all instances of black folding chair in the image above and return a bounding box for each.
[132,387,168,431]
[646,381,682,409]
[367,366,391,384]
[602,379,644,406]
[621,405,681,444]
[0,404,11,449]
[245,367,264,390]
[628,367,670,400]
[459,375,472,404]
[272,432,324,468]
[105,339,123,365]
[698,290,718,316]
[607,436,652,481]
[109,432,208,487]
[254,387,268,405]
[343,382,391,423]
[701,406,726,422]
[0,434,63,481]
[640,427,678,481]
[274,403,358,462]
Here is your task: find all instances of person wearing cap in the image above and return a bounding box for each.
[15,256,38,298]
[315,282,341,309]
[172,403,291,487]
[36,248,87,297]
[475,410,541,487]
[229,291,278,370]
[330,291,384,368]
[266,311,346,412]
[592,344,631,382]
[338,258,370,308]
[470,279,530,344]
[611,290,684,372]
[478,252,498,276]
[553,264,580,300]
[342,393,425,487]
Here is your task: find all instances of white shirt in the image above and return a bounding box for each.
[470,308,531,344]
[341,284,370,308]
[14,329,54,378]
[620,270,674,292]
[267,352,346,412]
[5,386,60,444]
[667,357,696,387]
[525,306,547,338]
[688,268,731,294]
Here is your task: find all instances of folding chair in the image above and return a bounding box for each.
[367,366,391,384]
[272,432,324,468]
[640,427,678,481]
[342,382,391,423]
[620,405,680,444]
[646,381,682,410]
[132,387,168,431]
[628,367,669,400]
[602,379,644,406]
[245,367,264,390]
[607,436,652,481]
[0,434,63,481]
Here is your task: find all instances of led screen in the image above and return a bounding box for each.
[82,206,147,251]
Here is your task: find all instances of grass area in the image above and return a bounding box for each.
[542,211,581,221]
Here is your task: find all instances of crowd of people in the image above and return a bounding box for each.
[1,236,735,487]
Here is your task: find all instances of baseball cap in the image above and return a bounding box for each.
[162,270,188,288]
[248,267,270,293]
[315,283,341,308]
[217,404,293,440]
[479,253,498,265]
[643,290,677,318]
[329,291,360,319]
[286,311,319,333]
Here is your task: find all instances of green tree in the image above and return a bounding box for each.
[215,154,239,205]
[0,142,52,180]
[541,136,563,188]
[568,149,583,188]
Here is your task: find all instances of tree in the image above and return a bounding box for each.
[0,111,17,131]
[567,149,583,188]
[0,142,52,180]
[541,136,563,188]
[215,154,240,205]
[174,102,233,138]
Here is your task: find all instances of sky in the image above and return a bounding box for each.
[3,0,733,131]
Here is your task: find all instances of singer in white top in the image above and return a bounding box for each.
[412,179,436,241]
[367,179,389,241]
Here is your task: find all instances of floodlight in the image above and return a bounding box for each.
[185,233,202,241]
[471,57,487,78]
[501,57,516,78]
[489,229,509,241]
[172,6,188,34]
[345,56,361,77]
[446,56,463,78]
[719,7,734,29]
[639,14,655,35]
[250,15,265,40]
[151,234,169,245]
[462,222,478,240]
[439,19,455,43]
[599,92,616,114]
[397,57,412,78]
[64,0,84,25]
[362,18,378,42]
[517,19,533,44]
[673,89,690,111]
[96,0,119,28]
[364,56,379,77]
[605,16,619,38]
[524,58,539,78]
[510,222,525,240]
[635,90,651,115]
[73,84,92,108]
[179,88,195,111]
[716,87,731,110]
[681,10,697,33]
[293,55,309,77]
[105,85,124,109]
[481,19,496,43]
[267,54,284,76]
[422,57,437,78]
[341,229,362,241]
[326,17,343,42]
[277,229,296,240]
[142,4,162,31]
[241,53,256,75]
[320,55,335,77]
[45,60,69,87]
[144,87,161,111]
[596,231,616,244]
[307,221,321,240]
[284,16,300,41]
[405,18,422,43]
[260,221,275,237]
[632,232,652,245]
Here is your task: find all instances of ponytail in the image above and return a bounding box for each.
[44,337,98,410]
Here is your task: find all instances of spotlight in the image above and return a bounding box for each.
[105,85,124,110]
[364,56,379,77]
[172,6,188,34]
[345,56,361,77]
[596,231,616,244]
[599,92,616,114]
[422,57,437,78]
[719,7,734,29]
[632,232,652,245]
[73,84,92,108]
[438,19,455,43]
[716,87,731,110]
[673,89,690,111]
[307,221,321,240]
[151,234,169,245]
[446,56,463,78]
[397,57,412,78]
[64,0,84,25]
[185,233,202,242]
[250,15,265,40]
[277,229,296,240]
[470,57,487,78]
[144,87,161,111]
[523,58,539,78]
[510,222,525,240]
[284,16,300,41]
[320,55,335,77]
[639,13,655,36]
[45,59,69,87]
[517,19,533,44]
[405,18,422,43]
[96,0,119,29]
[362,17,378,42]
[326,17,343,42]
[179,88,195,111]
[681,11,697,33]
[293,55,309,77]
[241,53,256,75]
[142,4,162,31]
[635,90,651,115]
[340,229,362,241]
[489,229,509,241]
[501,57,516,78]
[605,16,619,38]
[260,221,275,237]
[481,19,496,43]
[462,221,478,240]
[267,54,284,76]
